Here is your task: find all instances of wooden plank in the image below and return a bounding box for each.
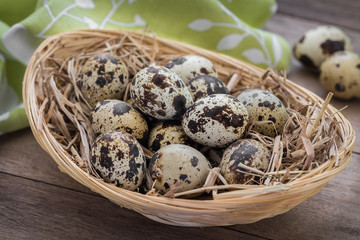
[0,173,266,240]
[227,153,360,239]
[0,128,92,193]
[264,13,360,153]
[277,0,360,31]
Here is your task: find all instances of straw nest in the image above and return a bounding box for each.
[23,29,355,227]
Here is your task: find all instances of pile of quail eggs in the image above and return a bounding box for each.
[293,25,360,100]
[79,53,289,196]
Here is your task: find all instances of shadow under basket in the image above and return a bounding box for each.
[23,29,356,227]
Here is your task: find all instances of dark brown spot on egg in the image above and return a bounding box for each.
[356,64,360,69]
[179,174,190,184]
[172,95,188,119]
[99,146,114,169]
[125,158,141,183]
[165,57,187,69]
[187,120,203,134]
[335,83,345,92]
[95,76,106,88]
[119,74,124,84]
[300,55,316,68]
[112,102,131,116]
[150,133,164,151]
[97,64,105,75]
[86,71,92,77]
[156,110,166,117]
[321,40,345,55]
[268,116,277,123]
[190,156,199,167]
[258,115,263,121]
[200,67,209,74]
[152,73,169,88]
[201,105,245,128]
[258,101,275,110]
[164,182,170,189]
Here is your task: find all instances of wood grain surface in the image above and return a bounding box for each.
[1,1,360,239]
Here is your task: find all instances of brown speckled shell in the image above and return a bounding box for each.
[149,144,211,194]
[130,66,193,120]
[91,131,146,191]
[182,94,248,148]
[165,55,218,83]
[320,51,360,99]
[186,75,229,101]
[91,99,148,143]
[147,121,194,152]
[79,54,129,107]
[220,139,271,184]
[237,89,288,137]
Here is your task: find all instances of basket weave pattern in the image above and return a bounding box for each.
[23,30,355,226]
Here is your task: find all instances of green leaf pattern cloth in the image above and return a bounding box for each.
[0,0,290,135]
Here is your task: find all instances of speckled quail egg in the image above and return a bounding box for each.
[91,99,148,143]
[130,66,194,120]
[182,94,248,148]
[293,25,352,69]
[91,131,146,191]
[148,121,195,152]
[220,139,271,184]
[186,75,229,101]
[320,51,360,99]
[165,55,218,83]
[149,144,212,194]
[237,89,288,137]
[78,53,129,107]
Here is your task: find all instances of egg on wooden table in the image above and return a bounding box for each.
[293,25,352,70]
[320,51,360,99]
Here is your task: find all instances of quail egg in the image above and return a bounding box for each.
[220,139,271,184]
[91,131,146,191]
[78,53,129,107]
[237,89,288,137]
[130,66,193,120]
[320,51,360,99]
[165,55,218,83]
[293,25,352,69]
[91,99,148,143]
[149,144,212,194]
[186,75,229,101]
[182,94,248,148]
[148,121,194,152]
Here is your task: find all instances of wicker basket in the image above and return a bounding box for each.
[23,29,355,227]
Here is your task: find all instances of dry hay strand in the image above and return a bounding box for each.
[23,29,355,227]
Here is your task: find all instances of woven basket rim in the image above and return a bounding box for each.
[23,29,356,226]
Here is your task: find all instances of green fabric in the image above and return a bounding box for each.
[0,0,290,135]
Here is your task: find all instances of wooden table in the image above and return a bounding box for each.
[1,1,359,239]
